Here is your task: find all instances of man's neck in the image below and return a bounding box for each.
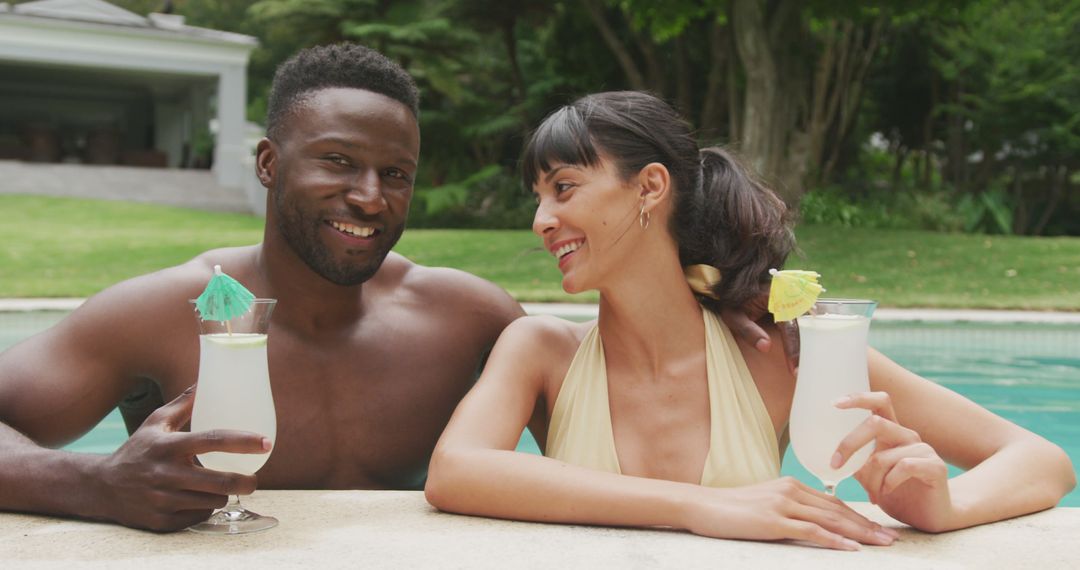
[255,239,366,334]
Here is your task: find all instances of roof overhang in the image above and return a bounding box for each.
[0,0,257,75]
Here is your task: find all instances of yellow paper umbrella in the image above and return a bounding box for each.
[768,268,826,322]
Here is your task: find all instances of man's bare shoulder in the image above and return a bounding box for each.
[375,252,525,323]
[81,245,260,312]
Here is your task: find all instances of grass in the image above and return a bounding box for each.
[2,195,1079,310]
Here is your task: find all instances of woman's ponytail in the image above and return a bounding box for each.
[674,147,794,314]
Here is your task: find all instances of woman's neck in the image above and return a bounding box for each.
[595,247,706,379]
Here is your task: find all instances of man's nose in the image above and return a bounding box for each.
[344,170,387,214]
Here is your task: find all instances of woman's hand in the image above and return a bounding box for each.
[833,392,955,532]
[680,477,898,550]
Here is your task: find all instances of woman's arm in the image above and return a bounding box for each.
[833,348,1075,532]
[426,318,895,550]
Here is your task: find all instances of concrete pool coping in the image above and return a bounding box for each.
[2,298,1079,324]
[3,491,1079,568]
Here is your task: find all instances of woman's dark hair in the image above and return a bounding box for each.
[521,91,794,312]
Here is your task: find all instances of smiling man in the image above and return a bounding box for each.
[0,43,523,531]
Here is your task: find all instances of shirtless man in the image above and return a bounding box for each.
[0,43,784,532]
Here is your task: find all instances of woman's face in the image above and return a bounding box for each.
[531,156,642,294]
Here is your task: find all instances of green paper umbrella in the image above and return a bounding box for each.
[195,265,255,322]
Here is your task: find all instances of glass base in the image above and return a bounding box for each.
[188,504,278,535]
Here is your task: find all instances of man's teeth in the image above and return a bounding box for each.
[555,241,583,258]
[331,221,376,237]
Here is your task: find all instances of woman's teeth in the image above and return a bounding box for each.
[555,241,583,258]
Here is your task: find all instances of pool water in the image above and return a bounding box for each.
[4,312,1079,506]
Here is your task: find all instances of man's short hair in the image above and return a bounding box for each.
[266,42,420,140]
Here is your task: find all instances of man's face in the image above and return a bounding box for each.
[264,88,420,286]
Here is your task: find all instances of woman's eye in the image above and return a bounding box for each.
[554,182,573,194]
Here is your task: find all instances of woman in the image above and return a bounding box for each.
[424,91,1075,550]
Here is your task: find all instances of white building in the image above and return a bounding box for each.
[0,0,260,212]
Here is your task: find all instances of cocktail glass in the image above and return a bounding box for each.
[187,298,277,534]
[790,299,878,495]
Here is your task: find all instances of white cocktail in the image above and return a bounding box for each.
[191,333,276,475]
[790,299,877,494]
[188,298,278,534]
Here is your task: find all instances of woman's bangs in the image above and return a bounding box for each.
[522,107,600,189]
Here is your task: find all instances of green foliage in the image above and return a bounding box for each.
[409,167,534,229]
[414,165,501,215]
[920,0,1080,234]
[134,0,1080,236]
[799,187,968,233]
[956,186,1015,235]
[614,0,716,42]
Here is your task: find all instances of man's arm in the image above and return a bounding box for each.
[0,269,267,530]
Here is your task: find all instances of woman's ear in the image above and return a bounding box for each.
[255,138,276,188]
[637,162,671,214]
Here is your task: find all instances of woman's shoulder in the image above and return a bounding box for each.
[488,315,594,380]
[498,315,594,355]
[490,316,596,413]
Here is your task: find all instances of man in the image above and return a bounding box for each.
[0,43,786,532]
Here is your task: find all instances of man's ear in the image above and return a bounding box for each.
[255,138,276,189]
[637,162,672,214]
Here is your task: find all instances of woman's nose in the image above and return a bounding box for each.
[532,199,558,237]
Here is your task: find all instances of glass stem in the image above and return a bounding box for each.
[228,495,242,511]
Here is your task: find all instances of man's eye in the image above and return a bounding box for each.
[326,155,350,166]
[384,169,411,182]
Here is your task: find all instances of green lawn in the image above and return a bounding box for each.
[2,195,1078,309]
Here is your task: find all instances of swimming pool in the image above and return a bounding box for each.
[4,310,1079,506]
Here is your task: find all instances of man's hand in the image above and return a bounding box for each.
[93,385,271,532]
[720,288,800,375]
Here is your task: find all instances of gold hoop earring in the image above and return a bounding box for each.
[639,199,650,230]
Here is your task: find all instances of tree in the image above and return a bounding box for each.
[933,0,1080,234]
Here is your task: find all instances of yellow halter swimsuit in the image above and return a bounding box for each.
[546,308,782,487]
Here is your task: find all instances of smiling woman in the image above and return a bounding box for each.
[424,90,1075,550]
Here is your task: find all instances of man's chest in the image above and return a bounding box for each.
[251,331,486,489]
